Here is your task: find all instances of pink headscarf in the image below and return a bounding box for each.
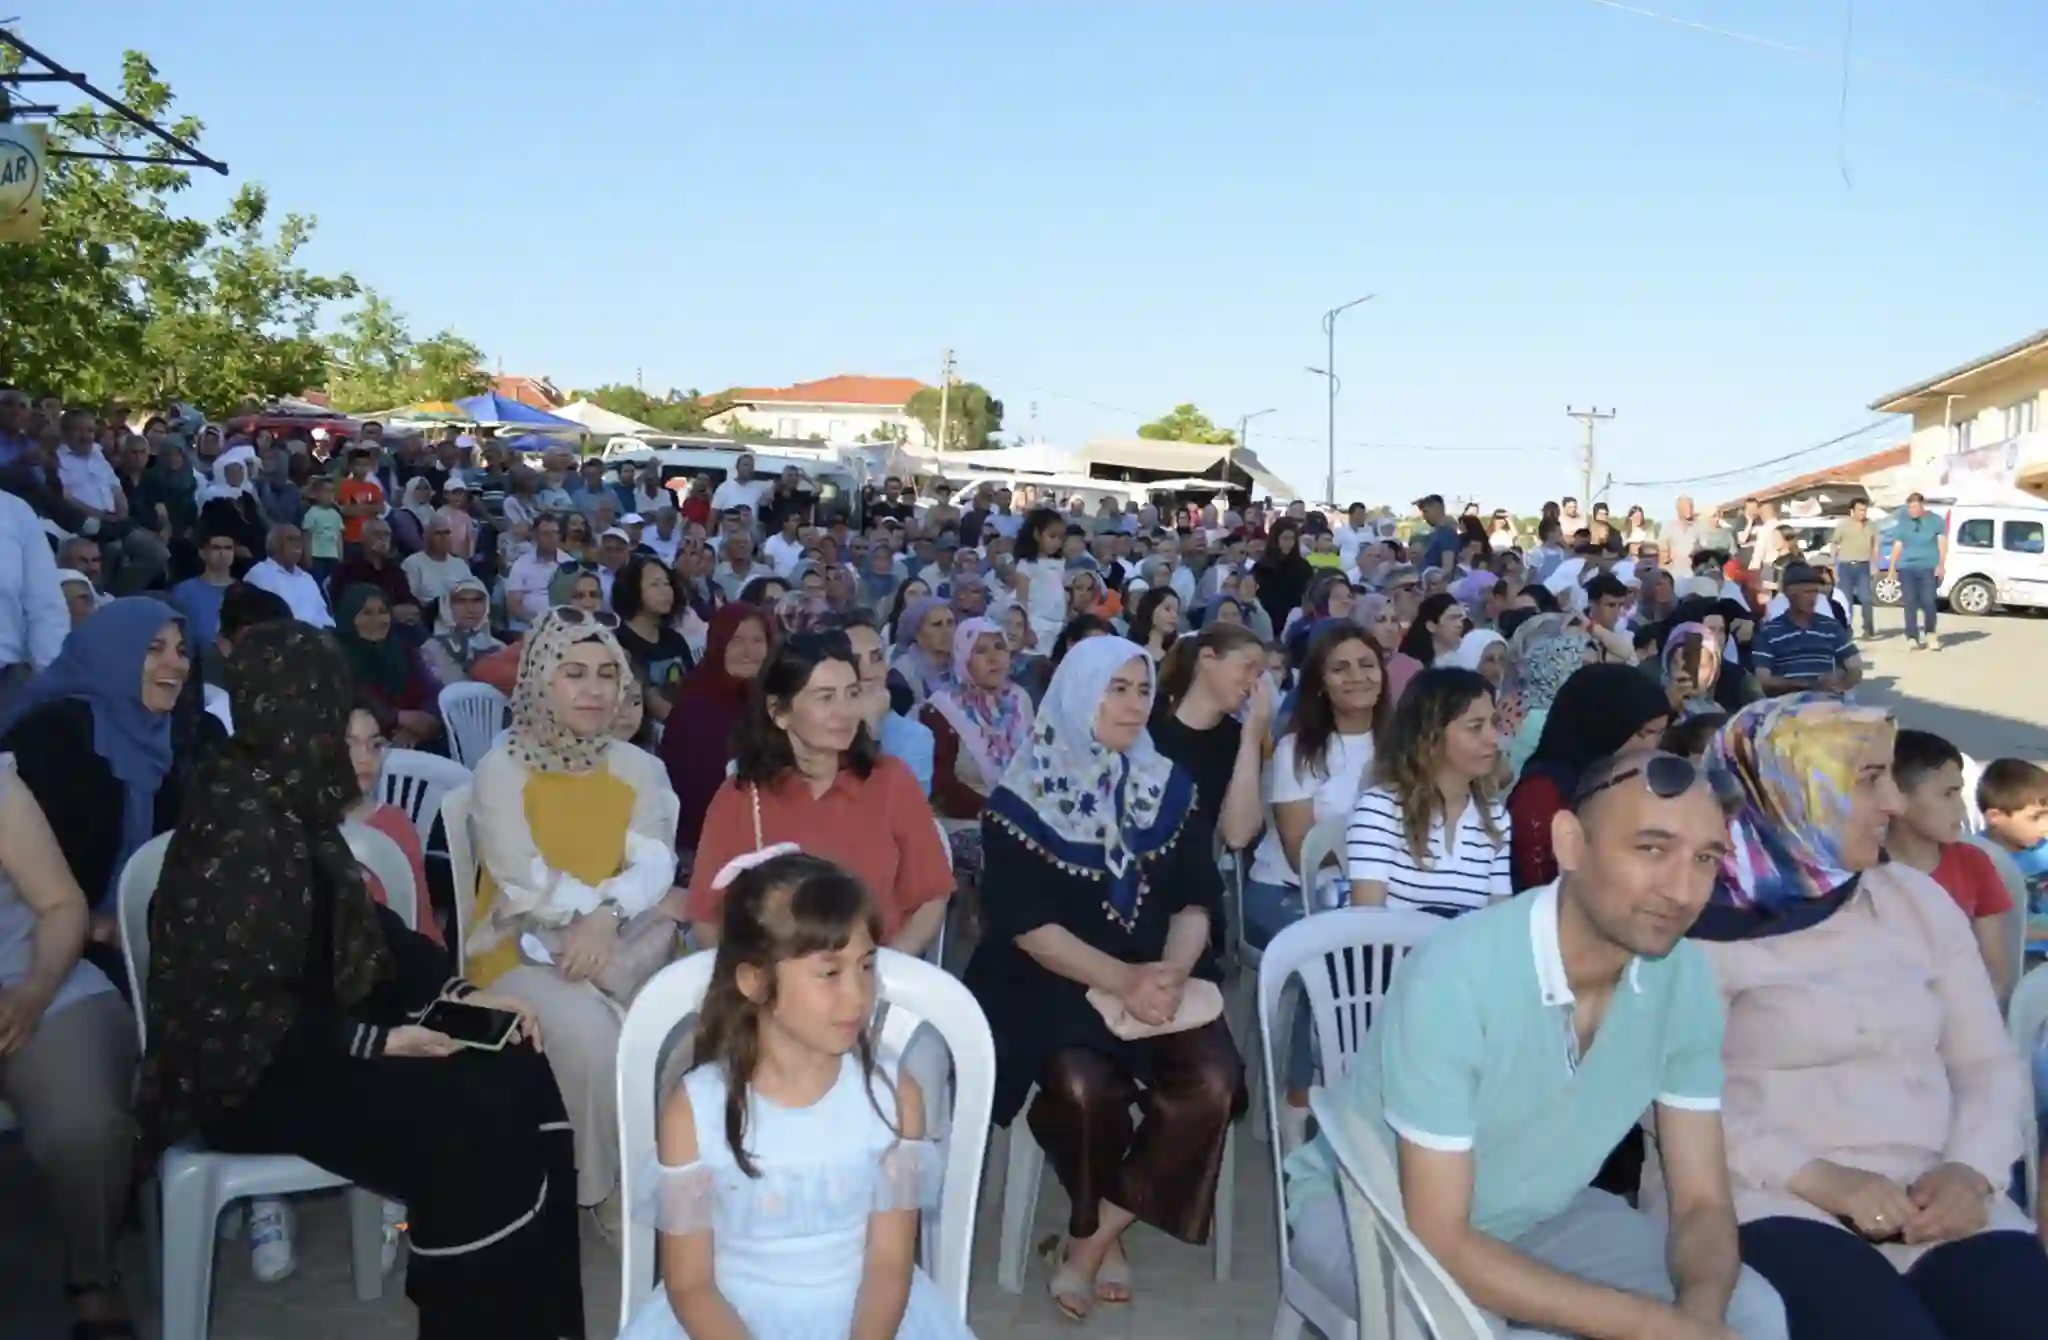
[927,616,1034,791]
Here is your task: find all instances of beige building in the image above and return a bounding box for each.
[1869,328,2048,497]
[702,373,931,446]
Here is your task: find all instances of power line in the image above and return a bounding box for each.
[1582,0,2048,111]
[1609,418,1895,489]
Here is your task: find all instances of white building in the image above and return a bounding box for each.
[1869,328,2048,499]
[703,374,931,446]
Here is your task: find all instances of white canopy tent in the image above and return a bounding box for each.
[548,399,687,441]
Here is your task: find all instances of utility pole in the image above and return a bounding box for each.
[1235,407,1276,496]
[936,348,955,456]
[1320,294,1376,502]
[1566,405,1615,505]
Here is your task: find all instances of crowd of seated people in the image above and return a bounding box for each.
[8,398,2048,1339]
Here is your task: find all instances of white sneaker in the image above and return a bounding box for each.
[248,1198,297,1284]
[380,1200,407,1273]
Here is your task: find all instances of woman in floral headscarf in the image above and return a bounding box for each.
[920,616,1034,878]
[1648,694,2047,1340]
[466,608,683,1232]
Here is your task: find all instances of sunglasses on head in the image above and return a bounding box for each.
[549,604,620,629]
[1572,752,1699,809]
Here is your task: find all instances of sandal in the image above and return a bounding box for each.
[64,1281,137,1340]
[1038,1235,1093,1322]
[1094,1242,1132,1305]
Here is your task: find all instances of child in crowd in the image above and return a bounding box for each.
[1305,532,1344,570]
[300,474,344,592]
[1887,730,2014,1000]
[620,849,969,1340]
[336,446,385,550]
[1979,757,2048,955]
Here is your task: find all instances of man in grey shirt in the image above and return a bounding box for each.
[1659,495,1729,570]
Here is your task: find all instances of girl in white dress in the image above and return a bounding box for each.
[621,848,974,1340]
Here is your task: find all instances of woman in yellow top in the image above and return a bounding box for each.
[464,606,683,1235]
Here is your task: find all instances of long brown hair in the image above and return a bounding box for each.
[693,852,896,1177]
[1372,666,1502,867]
[1156,621,1266,710]
[1289,623,1387,785]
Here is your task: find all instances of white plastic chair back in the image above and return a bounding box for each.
[2008,962,2048,1210]
[1258,907,1441,1335]
[1963,753,1988,834]
[617,948,995,1326]
[1310,1087,1496,1340]
[378,747,471,849]
[1295,810,1352,909]
[117,832,177,1045]
[439,783,478,964]
[439,682,509,768]
[342,821,418,933]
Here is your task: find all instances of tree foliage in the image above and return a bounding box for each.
[904,382,1003,450]
[323,290,490,411]
[1137,403,1235,445]
[0,49,364,415]
[572,382,736,436]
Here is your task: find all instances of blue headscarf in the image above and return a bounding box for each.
[0,597,184,905]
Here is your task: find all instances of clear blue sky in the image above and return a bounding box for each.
[31,0,2048,513]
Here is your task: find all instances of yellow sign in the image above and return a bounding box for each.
[0,123,47,242]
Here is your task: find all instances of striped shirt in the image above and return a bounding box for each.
[1751,611,1855,685]
[1346,784,1511,917]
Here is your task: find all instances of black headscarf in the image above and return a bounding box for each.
[1519,662,1673,795]
[139,621,392,1152]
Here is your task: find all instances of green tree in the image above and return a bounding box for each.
[0,49,359,415]
[1137,403,1235,445]
[574,383,733,435]
[323,289,489,411]
[904,382,1003,450]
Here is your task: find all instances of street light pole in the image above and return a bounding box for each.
[1234,407,1276,496]
[1320,294,1375,502]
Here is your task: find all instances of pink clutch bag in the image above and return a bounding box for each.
[1085,979,1224,1040]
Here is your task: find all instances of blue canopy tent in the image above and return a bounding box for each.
[453,392,583,431]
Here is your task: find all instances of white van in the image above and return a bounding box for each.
[602,445,869,519]
[1872,503,2048,615]
[943,472,1145,517]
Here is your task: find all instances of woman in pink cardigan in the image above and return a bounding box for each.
[1680,695,2047,1339]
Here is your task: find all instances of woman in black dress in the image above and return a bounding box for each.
[964,634,1241,1321]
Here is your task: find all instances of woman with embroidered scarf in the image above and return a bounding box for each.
[419,575,507,689]
[1500,614,1595,778]
[962,636,1242,1321]
[136,620,580,1340]
[919,615,1034,881]
[466,609,684,1236]
[1639,695,2048,1340]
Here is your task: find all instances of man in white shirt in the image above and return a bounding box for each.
[712,530,774,599]
[56,411,169,593]
[595,528,634,603]
[243,524,334,628]
[0,489,69,706]
[506,514,565,629]
[760,508,808,576]
[641,506,683,565]
[710,454,774,519]
[401,517,474,613]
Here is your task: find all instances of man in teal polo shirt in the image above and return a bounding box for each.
[1285,750,1786,1339]
[1885,492,1948,651]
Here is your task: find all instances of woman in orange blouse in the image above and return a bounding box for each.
[687,629,951,957]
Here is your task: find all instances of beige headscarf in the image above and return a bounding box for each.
[501,608,634,774]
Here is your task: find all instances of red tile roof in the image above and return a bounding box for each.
[722,374,930,407]
[494,375,562,409]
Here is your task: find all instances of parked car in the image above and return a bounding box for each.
[1869,503,2048,614]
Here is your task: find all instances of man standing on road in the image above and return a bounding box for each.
[1886,492,1947,652]
[1285,748,1788,1339]
[1828,498,1881,640]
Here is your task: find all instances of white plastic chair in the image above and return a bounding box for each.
[440,783,478,964]
[2008,962,2048,1212]
[342,821,418,932]
[1260,907,1443,1340]
[1310,1087,1496,1340]
[1242,809,1353,1142]
[438,682,509,768]
[378,747,471,869]
[117,833,390,1340]
[617,948,995,1326]
[1295,811,1352,904]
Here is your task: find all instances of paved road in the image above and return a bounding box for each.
[1851,606,2048,761]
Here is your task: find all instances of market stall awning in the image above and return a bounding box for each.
[548,399,678,438]
[1077,436,1297,500]
[453,392,582,431]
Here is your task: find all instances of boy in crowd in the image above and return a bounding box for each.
[300,474,345,592]
[1887,730,2014,1000]
[1978,757,2048,954]
[336,446,385,551]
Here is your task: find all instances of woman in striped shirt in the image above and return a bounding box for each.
[1346,666,1511,917]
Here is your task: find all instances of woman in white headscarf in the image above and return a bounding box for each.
[389,477,436,555]
[1443,626,1507,687]
[963,635,1242,1319]
[419,575,507,689]
[196,443,268,567]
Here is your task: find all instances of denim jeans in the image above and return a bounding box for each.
[1900,567,1939,641]
[1243,877,1318,1090]
[1836,561,1876,636]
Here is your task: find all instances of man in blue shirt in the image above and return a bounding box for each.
[1885,491,1948,651]
[1752,563,1863,697]
[1415,493,1463,574]
[1287,750,1786,1339]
